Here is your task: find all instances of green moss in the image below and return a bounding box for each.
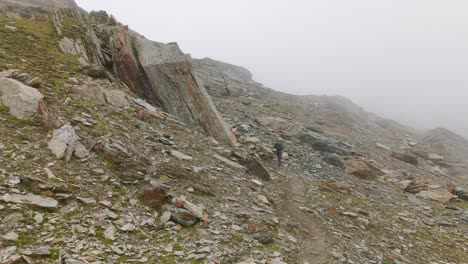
[15,232,37,246]
[0,103,9,113]
[63,209,80,220]
[95,229,113,245]
[0,16,81,87]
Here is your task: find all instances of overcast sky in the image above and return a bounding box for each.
[76,0,468,138]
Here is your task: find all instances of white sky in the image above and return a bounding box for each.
[76,0,468,138]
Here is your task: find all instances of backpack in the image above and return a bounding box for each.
[274,142,284,151]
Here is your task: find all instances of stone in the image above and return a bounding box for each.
[1,193,58,209]
[258,195,270,205]
[160,212,171,223]
[121,223,136,232]
[44,168,56,179]
[138,186,166,208]
[180,196,204,219]
[170,150,193,161]
[81,65,108,78]
[5,25,16,31]
[376,143,392,151]
[245,157,271,181]
[34,213,44,224]
[74,142,89,159]
[253,231,274,244]
[77,197,97,205]
[244,137,260,144]
[0,78,44,118]
[392,152,418,165]
[26,77,43,88]
[48,124,78,161]
[452,188,468,201]
[417,191,456,204]
[170,209,198,227]
[102,29,236,143]
[212,154,245,169]
[344,159,385,180]
[2,213,24,229]
[323,153,345,169]
[251,179,264,187]
[298,132,355,156]
[324,181,352,193]
[428,153,444,161]
[404,178,430,194]
[2,232,18,241]
[22,246,51,256]
[103,89,130,108]
[64,79,110,105]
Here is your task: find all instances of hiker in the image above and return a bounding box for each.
[273,138,284,166]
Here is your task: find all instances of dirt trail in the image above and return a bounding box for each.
[277,173,327,263]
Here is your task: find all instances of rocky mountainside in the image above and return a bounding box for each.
[0,1,467,264]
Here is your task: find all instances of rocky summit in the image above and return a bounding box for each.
[0,1,467,264]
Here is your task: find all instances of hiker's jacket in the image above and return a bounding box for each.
[274,142,284,152]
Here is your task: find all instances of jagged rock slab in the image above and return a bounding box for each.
[0,77,44,118]
[48,124,88,161]
[212,154,245,169]
[245,157,271,181]
[86,19,236,143]
[298,132,355,156]
[392,152,418,165]
[1,193,58,209]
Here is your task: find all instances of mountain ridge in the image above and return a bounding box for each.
[0,1,467,263]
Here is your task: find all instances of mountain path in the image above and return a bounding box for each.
[277,172,327,263]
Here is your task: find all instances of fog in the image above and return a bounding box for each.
[76,0,468,138]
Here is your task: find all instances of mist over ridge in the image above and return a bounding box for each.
[75,0,468,138]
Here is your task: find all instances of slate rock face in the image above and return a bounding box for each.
[80,13,236,144]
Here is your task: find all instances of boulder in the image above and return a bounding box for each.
[138,187,166,208]
[298,132,354,156]
[344,159,385,180]
[416,191,456,204]
[324,181,352,193]
[376,143,391,151]
[0,78,44,118]
[392,152,418,165]
[170,150,193,161]
[245,157,271,181]
[103,89,129,108]
[212,154,245,169]
[1,193,58,210]
[48,124,85,161]
[96,25,236,144]
[403,178,430,194]
[64,80,107,105]
[252,231,274,244]
[170,209,198,227]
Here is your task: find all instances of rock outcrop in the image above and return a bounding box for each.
[193,57,266,96]
[53,10,236,144]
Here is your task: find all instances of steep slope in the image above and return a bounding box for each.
[0,2,467,264]
[195,58,468,263]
